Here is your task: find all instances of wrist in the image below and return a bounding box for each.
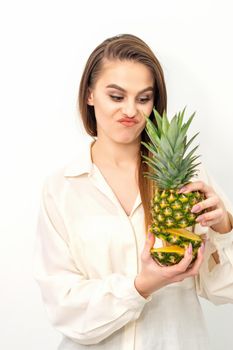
[134,275,151,299]
[211,212,233,234]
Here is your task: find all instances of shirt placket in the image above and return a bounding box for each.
[88,164,143,350]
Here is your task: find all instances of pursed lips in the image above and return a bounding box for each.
[117,117,139,124]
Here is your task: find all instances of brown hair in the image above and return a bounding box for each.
[77,34,167,233]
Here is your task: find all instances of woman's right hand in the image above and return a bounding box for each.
[134,232,206,299]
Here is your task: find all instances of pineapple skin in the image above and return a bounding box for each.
[149,227,202,265]
[149,186,204,265]
[153,230,202,250]
[151,188,205,231]
[151,246,187,266]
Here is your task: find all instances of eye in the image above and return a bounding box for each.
[138,97,151,104]
[110,95,123,102]
[109,95,153,103]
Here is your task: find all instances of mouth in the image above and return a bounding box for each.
[118,118,139,127]
[120,121,137,126]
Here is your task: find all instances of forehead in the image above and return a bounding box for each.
[96,59,154,91]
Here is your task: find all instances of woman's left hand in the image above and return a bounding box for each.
[179,181,232,234]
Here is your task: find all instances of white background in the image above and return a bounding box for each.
[0,0,233,349]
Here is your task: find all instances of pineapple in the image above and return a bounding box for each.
[141,107,205,265]
[155,228,202,250]
[152,228,202,265]
[151,246,186,266]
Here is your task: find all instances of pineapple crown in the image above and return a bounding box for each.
[141,107,201,189]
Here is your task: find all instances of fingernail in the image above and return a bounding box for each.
[178,186,187,193]
[201,242,205,253]
[191,205,201,213]
[147,232,152,241]
[188,243,193,254]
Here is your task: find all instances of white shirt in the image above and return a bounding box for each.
[33,139,233,350]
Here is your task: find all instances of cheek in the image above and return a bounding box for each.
[94,107,115,131]
[137,101,154,119]
[145,101,154,115]
[95,98,119,117]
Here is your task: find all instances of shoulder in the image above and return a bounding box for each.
[42,139,93,198]
[41,163,70,200]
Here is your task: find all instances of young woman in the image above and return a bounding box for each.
[33,34,233,350]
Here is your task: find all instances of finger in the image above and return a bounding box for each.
[142,232,155,261]
[178,181,212,195]
[172,242,205,281]
[191,195,220,213]
[181,241,205,276]
[199,218,221,227]
[164,243,194,276]
[146,231,155,245]
[196,208,224,224]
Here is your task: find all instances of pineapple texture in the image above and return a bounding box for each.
[142,107,205,265]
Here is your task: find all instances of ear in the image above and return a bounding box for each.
[87,88,94,106]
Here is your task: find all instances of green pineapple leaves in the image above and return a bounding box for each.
[141,107,201,189]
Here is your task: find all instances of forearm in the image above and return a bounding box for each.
[210,212,232,234]
[34,271,150,345]
[210,212,232,264]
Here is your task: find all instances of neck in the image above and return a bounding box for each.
[91,137,141,169]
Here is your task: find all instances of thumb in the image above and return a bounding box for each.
[145,231,155,249]
[141,232,155,261]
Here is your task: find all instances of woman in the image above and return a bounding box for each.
[33,34,233,350]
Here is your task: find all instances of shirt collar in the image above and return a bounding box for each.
[64,139,96,177]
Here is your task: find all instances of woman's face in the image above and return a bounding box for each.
[87,59,154,144]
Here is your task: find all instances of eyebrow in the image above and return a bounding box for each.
[106,84,154,94]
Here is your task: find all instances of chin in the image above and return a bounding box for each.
[113,134,141,145]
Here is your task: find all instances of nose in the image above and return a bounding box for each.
[122,99,137,118]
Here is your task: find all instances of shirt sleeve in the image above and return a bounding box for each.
[194,167,233,305]
[32,177,151,345]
